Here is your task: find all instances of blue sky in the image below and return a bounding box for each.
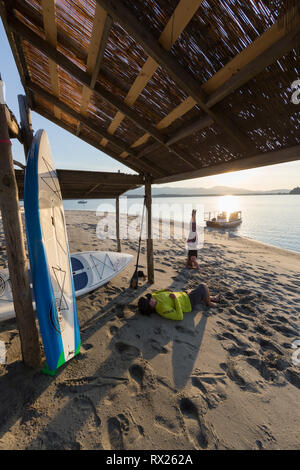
[1,21,299,191]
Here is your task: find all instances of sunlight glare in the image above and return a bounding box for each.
[217,196,240,220]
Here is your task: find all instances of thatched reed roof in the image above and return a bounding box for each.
[15,169,142,199]
[1,0,300,184]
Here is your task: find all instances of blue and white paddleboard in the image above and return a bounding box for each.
[0,251,133,322]
[24,130,80,375]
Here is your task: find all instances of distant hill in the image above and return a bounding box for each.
[125,185,290,197]
[290,187,300,194]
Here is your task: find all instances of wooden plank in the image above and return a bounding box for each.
[154,145,300,184]
[131,133,150,149]
[96,0,255,155]
[26,80,161,176]
[156,97,196,131]
[87,4,108,76]
[130,8,300,151]
[101,0,203,152]
[159,0,203,50]
[5,104,21,140]
[0,96,41,368]
[31,104,152,175]
[203,13,300,95]
[166,115,214,146]
[5,16,173,148]
[18,95,33,158]
[29,91,163,177]
[80,3,110,120]
[41,0,60,120]
[128,97,197,150]
[206,25,300,108]
[56,169,142,185]
[90,14,112,89]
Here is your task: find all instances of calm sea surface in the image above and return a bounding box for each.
[63,195,300,254]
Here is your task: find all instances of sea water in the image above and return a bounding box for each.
[63,194,300,254]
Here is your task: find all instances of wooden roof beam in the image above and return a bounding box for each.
[5,14,196,169]
[41,0,60,120]
[31,104,144,175]
[56,169,143,186]
[95,0,256,155]
[4,105,22,140]
[4,15,164,143]
[26,80,163,177]
[89,8,112,90]
[136,115,214,159]
[0,2,34,108]
[99,0,203,155]
[136,116,213,160]
[8,0,88,62]
[154,145,300,184]
[78,5,113,139]
[206,20,300,108]
[132,7,300,154]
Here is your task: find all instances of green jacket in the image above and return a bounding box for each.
[152,289,192,321]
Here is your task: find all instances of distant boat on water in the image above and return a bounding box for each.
[78,200,87,204]
[205,210,242,228]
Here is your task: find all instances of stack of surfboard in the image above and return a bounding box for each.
[1,130,132,375]
[0,250,133,322]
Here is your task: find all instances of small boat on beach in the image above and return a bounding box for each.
[205,210,242,228]
[78,200,87,204]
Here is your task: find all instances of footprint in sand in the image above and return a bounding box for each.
[129,361,157,391]
[220,360,262,392]
[106,414,129,450]
[179,397,216,449]
[72,395,102,428]
[154,415,177,435]
[284,368,300,389]
[31,430,81,450]
[191,371,227,409]
[115,342,141,361]
[129,363,144,388]
[105,413,142,450]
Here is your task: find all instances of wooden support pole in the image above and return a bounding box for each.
[145,179,154,284]
[18,94,33,159]
[116,196,121,252]
[0,85,40,368]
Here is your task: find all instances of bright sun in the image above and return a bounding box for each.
[217,195,240,215]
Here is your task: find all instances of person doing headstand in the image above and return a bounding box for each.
[186,209,199,269]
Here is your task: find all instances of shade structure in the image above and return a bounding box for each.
[14,169,143,199]
[1,0,299,183]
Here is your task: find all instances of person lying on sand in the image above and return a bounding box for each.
[138,284,220,320]
[186,209,199,269]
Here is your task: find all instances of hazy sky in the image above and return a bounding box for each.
[1,21,299,191]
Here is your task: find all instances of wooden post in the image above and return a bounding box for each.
[0,81,41,368]
[116,196,121,252]
[145,178,154,284]
[18,94,33,160]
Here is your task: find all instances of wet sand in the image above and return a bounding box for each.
[0,210,299,450]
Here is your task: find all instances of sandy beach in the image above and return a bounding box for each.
[0,209,299,450]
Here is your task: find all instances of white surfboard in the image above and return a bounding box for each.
[0,251,133,322]
[71,251,133,297]
[0,270,14,322]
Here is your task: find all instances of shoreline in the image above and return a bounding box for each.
[63,209,300,256]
